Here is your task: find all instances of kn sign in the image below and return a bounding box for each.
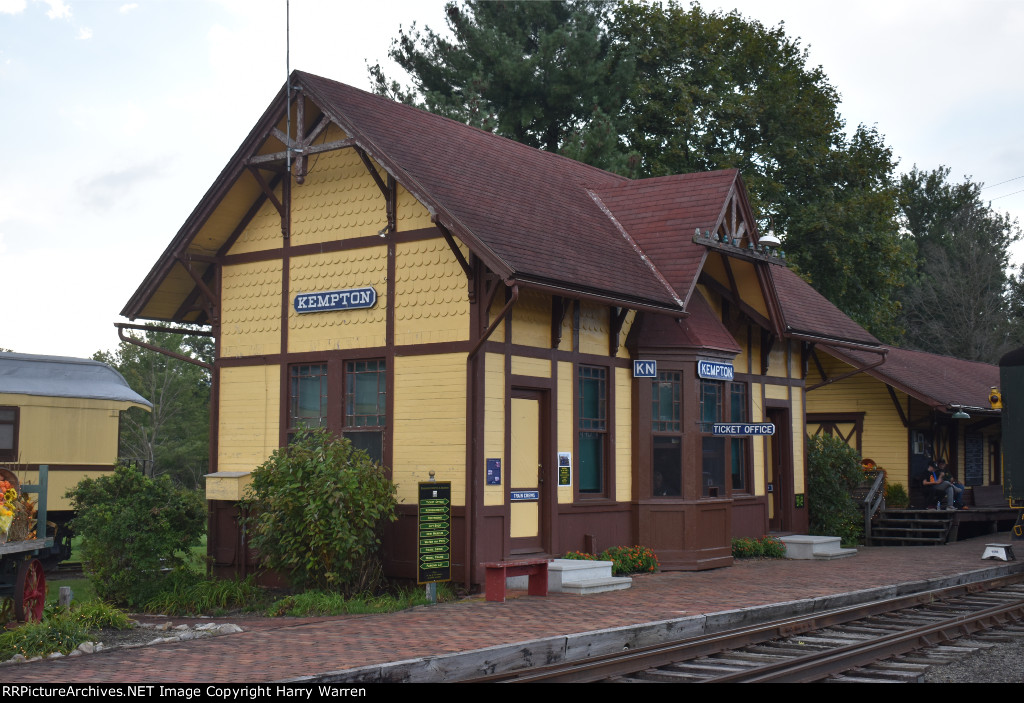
[634,360,657,378]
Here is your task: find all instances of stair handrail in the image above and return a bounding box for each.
[861,470,886,545]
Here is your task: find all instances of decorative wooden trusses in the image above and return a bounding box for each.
[691,181,784,265]
[244,91,396,238]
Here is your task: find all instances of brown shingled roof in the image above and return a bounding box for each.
[770,265,881,348]
[590,171,739,305]
[124,71,687,321]
[633,290,742,355]
[823,345,999,413]
[297,72,685,310]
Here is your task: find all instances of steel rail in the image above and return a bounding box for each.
[479,573,1024,683]
[705,596,1024,682]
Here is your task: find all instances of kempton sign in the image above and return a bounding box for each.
[294,287,377,314]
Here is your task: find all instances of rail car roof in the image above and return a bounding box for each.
[0,352,152,409]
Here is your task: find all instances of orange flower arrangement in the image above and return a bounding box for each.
[0,479,16,535]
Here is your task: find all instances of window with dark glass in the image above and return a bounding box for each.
[0,407,18,462]
[729,383,748,492]
[288,364,328,440]
[345,359,386,464]
[699,379,749,497]
[651,371,682,496]
[578,366,607,494]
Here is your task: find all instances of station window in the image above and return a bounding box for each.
[651,371,682,496]
[288,364,328,441]
[699,380,749,497]
[287,360,387,464]
[0,407,18,462]
[578,365,607,494]
[345,359,386,464]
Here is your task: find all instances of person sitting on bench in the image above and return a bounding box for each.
[923,460,963,510]
[937,460,966,509]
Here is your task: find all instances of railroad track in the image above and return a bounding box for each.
[475,574,1024,683]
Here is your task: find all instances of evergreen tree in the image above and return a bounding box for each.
[898,166,1022,361]
[369,0,637,173]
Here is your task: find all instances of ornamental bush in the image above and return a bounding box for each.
[731,535,787,559]
[807,433,864,546]
[67,464,206,608]
[598,545,660,575]
[242,429,398,595]
[885,481,909,509]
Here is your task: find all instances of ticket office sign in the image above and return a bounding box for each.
[418,482,452,585]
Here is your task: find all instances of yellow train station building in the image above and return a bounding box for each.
[123,71,989,585]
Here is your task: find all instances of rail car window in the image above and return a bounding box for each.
[0,407,17,462]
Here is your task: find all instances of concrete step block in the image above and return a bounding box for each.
[506,559,615,592]
[560,576,633,595]
[780,535,857,560]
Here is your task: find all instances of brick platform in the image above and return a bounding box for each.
[5,532,1023,683]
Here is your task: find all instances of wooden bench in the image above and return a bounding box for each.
[482,559,550,603]
[968,485,1006,508]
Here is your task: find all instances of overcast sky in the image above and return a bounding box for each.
[1,0,1022,359]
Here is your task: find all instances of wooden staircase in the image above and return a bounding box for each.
[868,509,957,546]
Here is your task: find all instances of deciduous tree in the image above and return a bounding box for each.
[375,1,912,340]
[93,327,212,487]
[612,1,912,340]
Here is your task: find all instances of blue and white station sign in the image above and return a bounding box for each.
[713,423,776,436]
[697,359,734,381]
[633,360,657,378]
[294,287,377,314]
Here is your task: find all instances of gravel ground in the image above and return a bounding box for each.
[923,637,1024,683]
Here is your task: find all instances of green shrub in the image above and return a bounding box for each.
[807,434,864,546]
[759,536,786,558]
[885,482,909,508]
[731,537,762,558]
[66,464,206,608]
[731,536,787,559]
[598,545,659,575]
[241,429,398,595]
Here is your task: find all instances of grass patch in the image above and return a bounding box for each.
[143,572,266,616]
[46,577,97,608]
[267,583,456,617]
[0,601,131,661]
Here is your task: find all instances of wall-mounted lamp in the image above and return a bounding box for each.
[951,406,970,419]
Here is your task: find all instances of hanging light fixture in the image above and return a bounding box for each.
[951,406,970,419]
[759,215,781,248]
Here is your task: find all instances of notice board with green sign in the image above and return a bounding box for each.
[417,481,452,584]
